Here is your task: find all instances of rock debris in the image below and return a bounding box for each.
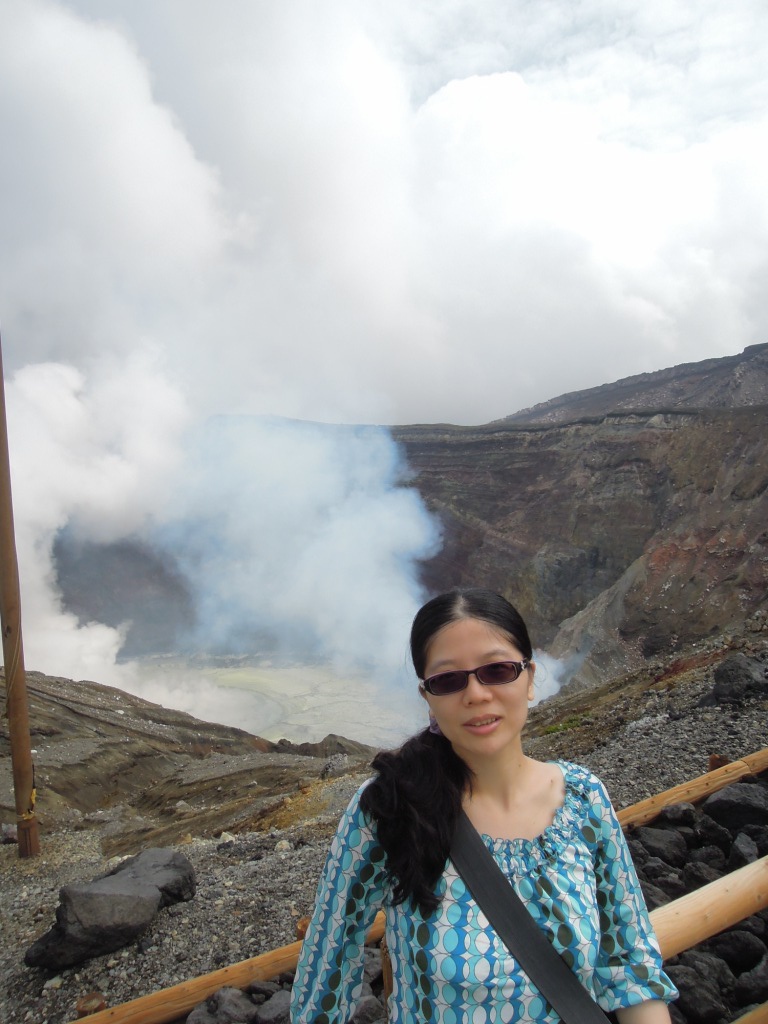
[1,673,766,1023]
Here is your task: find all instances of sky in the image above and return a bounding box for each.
[1,0,767,738]
[2,0,767,426]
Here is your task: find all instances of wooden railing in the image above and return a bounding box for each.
[71,749,768,1024]
[617,748,768,829]
[734,1006,768,1024]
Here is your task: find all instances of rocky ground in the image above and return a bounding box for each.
[1,638,767,1024]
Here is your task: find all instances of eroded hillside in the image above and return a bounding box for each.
[394,404,768,687]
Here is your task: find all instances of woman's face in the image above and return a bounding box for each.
[420,616,535,763]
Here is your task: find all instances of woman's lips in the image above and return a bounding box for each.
[463,715,501,733]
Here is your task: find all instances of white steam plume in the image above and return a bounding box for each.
[7,354,188,686]
[156,415,440,678]
[6,358,440,740]
[531,651,585,706]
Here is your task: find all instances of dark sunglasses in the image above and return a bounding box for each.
[422,659,530,696]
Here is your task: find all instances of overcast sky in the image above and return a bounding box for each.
[2,0,767,426]
[1,1,767,729]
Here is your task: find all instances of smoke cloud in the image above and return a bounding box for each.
[531,651,587,706]
[7,355,189,685]
[7,360,439,742]
[153,414,440,676]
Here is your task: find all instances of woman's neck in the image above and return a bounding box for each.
[462,755,565,843]
[463,745,534,807]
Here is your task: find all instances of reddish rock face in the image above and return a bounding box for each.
[393,345,768,689]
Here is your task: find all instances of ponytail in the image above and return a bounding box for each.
[360,728,472,917]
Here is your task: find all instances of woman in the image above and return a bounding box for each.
[290,588,677,1023]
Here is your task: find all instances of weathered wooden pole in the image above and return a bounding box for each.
[0,332,40,857]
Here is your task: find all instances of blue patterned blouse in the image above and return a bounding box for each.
[290,761,677,1023]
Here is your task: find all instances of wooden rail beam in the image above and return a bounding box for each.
[68,917,385,1024]
[731,1003,768,1024]
[651,856,768,960]
[618,747,768,829]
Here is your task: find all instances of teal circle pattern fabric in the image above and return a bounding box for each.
[290,761,677,1023]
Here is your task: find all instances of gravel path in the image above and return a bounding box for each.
[1,679,766,1024]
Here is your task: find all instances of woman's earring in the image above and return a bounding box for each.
[428,711,443,736]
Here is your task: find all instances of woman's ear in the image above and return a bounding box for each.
[418,683,428,701]
[527,661,536,702]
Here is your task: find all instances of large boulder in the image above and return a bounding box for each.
[634,826,688,867]
[24,848,195,971]
[735,955,768,1005]
[702,784,768,834]
[702,654,768,705]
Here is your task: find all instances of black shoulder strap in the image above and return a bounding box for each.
[451,810,612,1024]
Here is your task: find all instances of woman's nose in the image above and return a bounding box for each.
[462,671,491,702]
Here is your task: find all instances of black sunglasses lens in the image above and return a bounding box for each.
[476,661,521,685]
[424,661,526,694]
[425,671,466,695]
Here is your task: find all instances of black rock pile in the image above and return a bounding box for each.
[628,776,768,1024]
[187,949,386,1024]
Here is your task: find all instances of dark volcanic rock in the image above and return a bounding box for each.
[187,986,261,1023]
[639,880,670,909]
[702,783,768,833]
[654,803,697,829]
[695,814,733,854]
[734,955,768,1005]
[704,930,766,974]
[682,861,722,892]
[665,964,729,1024]
[728,831,760,868]
[634,826,689,867]
[348,995,387,1023]
[688,844,727,871]
[24,848,195,970]
[257,989,292,1023]
[742,822,768,857]
[607,767,768,1021]
[703,653,768,705]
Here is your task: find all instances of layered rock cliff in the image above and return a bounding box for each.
[392,345,768,688]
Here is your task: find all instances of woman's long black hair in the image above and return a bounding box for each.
[359,588,533,916]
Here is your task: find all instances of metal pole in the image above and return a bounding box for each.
[0,332,40,857]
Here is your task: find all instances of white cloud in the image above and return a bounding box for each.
[1,0,767,732]
[2,0,767,425]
